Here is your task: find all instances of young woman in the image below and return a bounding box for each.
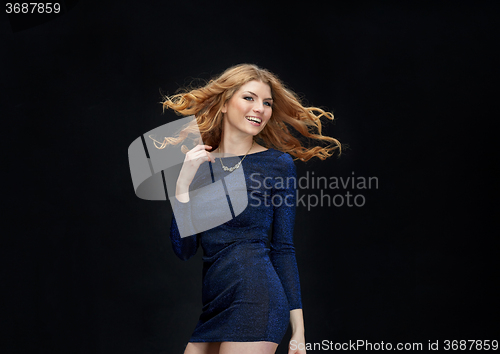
[153,64,340,354]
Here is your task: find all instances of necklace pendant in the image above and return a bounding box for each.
[222,162,241,172]
[218,141,253,173]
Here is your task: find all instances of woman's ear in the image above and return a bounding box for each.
[221,102,227,114]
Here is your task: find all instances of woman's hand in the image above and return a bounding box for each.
[176,144,215,202]
[288,332,306,354]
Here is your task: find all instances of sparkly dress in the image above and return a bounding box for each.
[169,148,302,344]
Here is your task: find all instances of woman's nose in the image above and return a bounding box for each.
[253,101,264,112]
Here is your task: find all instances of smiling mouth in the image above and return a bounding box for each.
[246,116,262,124]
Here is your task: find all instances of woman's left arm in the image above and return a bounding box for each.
[268,153,306,353]
[269,153,302,310]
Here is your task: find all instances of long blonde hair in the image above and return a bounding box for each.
[151,63,341,161]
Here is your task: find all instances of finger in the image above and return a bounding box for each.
[207,152,216,163]
[195,150,212,159]
[196,144,212,151]
[202,152,215,164]
[192,151,215,164]
[188,144,211,154]
[187,150,207,161]
[187,147,210,159]
[203,153,215,164]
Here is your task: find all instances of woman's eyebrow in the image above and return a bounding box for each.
[243,91,273,101]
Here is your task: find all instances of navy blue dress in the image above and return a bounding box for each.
[169,148,302,344]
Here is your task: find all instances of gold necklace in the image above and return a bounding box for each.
[218,140,254,172]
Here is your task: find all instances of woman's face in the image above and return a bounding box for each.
[221,80,273,139]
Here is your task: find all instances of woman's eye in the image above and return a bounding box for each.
[243,96,272,107]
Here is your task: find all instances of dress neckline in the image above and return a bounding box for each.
[219,148,273,158]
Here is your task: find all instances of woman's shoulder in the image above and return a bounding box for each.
[260,148,296,176]
[267,148,294,163]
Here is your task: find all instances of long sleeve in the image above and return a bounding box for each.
[169,197,200,261]
[269,153,303,310]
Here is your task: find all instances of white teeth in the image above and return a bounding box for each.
[246,116,261,123]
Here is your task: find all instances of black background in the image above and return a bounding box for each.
[2,1,498,353]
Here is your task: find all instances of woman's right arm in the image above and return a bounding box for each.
[169,144,215,261]
[169,198,199,261]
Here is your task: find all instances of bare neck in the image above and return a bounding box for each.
[218,138,254,156]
